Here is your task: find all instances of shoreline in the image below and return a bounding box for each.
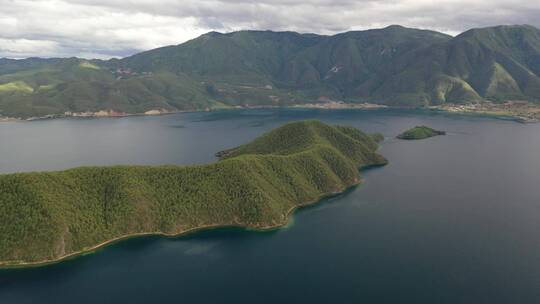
[0,173,377,269]
[0,103,387,123]
[427,104,540,123]
[2,103,538,124]
[0,109,190,123]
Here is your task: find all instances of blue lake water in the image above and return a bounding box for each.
[1,109,540,303]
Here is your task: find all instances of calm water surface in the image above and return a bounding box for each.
[1,109,540,303]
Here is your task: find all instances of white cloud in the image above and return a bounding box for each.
[0,38,59,58]
[0,0,538,59]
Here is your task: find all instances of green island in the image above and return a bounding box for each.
[397,126,446,140]
[0,120,387,267]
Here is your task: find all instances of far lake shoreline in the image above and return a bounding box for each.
[1,103,536,124]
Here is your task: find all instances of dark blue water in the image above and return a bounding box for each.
[1,109,540,303]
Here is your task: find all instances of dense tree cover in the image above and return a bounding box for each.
[0,120,386,266]
[397,126,446,140]
[2,25,540,118]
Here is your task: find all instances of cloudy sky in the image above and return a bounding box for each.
[0,0,538,59]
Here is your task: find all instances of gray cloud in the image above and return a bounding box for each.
[0,0,538,58]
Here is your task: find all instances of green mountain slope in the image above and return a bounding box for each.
[115,26,450,105]
[1,25,540,118]
[0,58,218,118]
[366,25,540,105]
[0,120,387,266]
[279,26,451,97]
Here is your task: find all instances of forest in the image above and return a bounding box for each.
[0,120,387,266]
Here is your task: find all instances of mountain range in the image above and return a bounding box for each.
[1,24,540,118]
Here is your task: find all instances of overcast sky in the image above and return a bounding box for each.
[0,0,538,59]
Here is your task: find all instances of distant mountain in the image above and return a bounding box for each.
[1,25,539,118]
[363,25,540,105]
[113,25,451,107]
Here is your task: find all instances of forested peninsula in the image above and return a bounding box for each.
[0,120,387,267]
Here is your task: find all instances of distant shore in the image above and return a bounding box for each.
[428,102,540,123]
[2,101,539,123]
[0,102,386,123]
[0,108,187,123]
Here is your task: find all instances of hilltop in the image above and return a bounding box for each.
[0,120,387,267]
[1,24,540,118]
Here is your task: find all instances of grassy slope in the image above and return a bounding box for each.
[0,58,219,118]
[0,120,387,266]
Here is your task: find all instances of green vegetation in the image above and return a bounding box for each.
[2,24,540,118]
[397,126,446,140]
[0,121,387,266]
[78,61,101,70]
[0,81,34,93]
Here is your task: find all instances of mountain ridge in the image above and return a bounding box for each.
[1,24,539,118]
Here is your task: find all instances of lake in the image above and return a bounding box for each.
[1,109,540,303]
